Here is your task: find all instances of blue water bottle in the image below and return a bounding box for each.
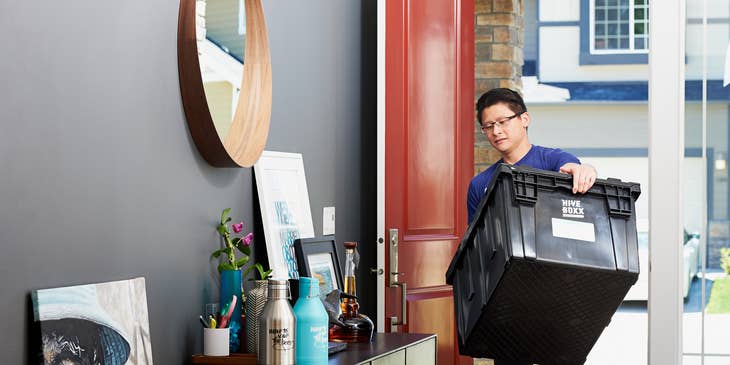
[294,277,329,364]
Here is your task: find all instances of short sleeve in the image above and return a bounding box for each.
[548,148,581,171]
[467,179,481,224]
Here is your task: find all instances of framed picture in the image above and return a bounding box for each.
[32,277,153,365]
[254,151,315,279]
[294,236,343,300]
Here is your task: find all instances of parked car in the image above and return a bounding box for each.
[623,220,700,301]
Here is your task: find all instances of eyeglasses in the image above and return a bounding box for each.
[480,112,524,134]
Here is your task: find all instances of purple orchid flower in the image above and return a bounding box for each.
[243,232,254,246]
[231,222,244,233]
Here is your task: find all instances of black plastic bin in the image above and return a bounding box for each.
[446,164,641,365]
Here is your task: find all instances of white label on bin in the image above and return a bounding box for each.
[551,218,596,242]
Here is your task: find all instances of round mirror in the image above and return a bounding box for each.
[178,0,272,167]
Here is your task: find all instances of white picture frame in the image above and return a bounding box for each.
[254,151,315,279]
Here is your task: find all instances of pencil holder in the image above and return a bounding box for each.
[203,327,230,356]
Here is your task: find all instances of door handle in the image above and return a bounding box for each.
[389,281,407,332]
[389,228,407,331]
[389,228,402,285]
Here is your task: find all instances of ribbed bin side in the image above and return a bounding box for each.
[460,259,637,364]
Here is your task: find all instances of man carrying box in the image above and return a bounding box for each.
[467,88,598,224]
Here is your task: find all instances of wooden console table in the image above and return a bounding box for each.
[191,333,437,365]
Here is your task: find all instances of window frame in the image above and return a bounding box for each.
[589,0,649,55]
[580,0,649,65]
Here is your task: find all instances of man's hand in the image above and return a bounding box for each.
[559,163,597,194]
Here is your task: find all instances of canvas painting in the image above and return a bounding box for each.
[33,277,153,365]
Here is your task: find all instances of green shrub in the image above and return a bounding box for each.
[721,247,730,275]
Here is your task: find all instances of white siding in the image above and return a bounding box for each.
[539,0,580,22]
[528,103,727,150]
[528,103,648,148]
[538,26,648,82]
[685,23,730,80]
[576,157,705,233]
[685,103,728,150]
[206,0,245,61]
[686,0,730,19]
[202,81,234,140]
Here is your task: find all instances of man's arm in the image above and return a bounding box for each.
[559,162,597,194]
[466,181,481,224]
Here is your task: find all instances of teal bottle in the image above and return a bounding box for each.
[294,277,329,364]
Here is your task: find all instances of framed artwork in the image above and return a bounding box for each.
[32,277,153,365]
[254,151,315,279]
[294,236,343,300]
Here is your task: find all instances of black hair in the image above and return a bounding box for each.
[475,88,527,124]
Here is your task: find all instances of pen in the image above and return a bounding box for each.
[209,315,217,329]
[199,315,209,328]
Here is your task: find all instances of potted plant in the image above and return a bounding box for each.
[211,208,271,353]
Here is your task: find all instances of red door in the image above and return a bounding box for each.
[384,0,474,364]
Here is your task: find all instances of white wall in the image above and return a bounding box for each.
[539,0,579,21]
[686,0,730,18]
[528,103,648,148]
[685,103,728,150]
[685,23,730,80]
[538,26,649,82]
[202,81,234,139]
[577,157,705,234]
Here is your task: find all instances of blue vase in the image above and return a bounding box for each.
[294,277,329,364]
[220,269,243,352]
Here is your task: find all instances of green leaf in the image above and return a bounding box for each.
[243,264,256,278]
[235,242,251,256]
[260,268,273,280]
[234,257,250,269]
[218,262,236,272]
[220,208,231,224]
[224,217,232,223]
[216,225,227,236]
[210,249,225,259]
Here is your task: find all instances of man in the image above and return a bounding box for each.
[468,88,597,223]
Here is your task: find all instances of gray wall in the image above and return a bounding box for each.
[0,0,363,363]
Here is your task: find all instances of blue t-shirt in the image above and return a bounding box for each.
[467,145,580,223]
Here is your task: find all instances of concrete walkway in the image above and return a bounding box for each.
[586,276,730,365]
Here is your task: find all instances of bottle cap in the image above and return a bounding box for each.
[298,277,320,298]
[267,279,290,299]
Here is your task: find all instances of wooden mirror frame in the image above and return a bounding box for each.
[177,0,272,167]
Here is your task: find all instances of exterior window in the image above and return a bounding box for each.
[591,0,648,54]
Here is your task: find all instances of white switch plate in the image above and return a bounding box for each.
[323,206,335,235]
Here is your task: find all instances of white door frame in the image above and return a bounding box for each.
[648,0,685,364]
[376,0,386,333]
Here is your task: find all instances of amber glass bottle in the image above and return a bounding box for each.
[329,241,374,342]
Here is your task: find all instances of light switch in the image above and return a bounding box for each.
[323,207,335,235]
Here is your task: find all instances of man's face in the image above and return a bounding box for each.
[480,102,529,154]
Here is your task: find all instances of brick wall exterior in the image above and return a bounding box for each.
[474,0,524,175]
